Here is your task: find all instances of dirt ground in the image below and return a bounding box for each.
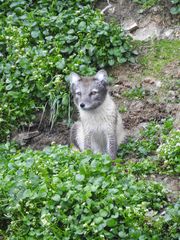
[96,0,180,40]
[108,63,180,132]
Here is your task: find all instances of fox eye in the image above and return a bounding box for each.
[76,92,81,96]
[90,91,98,96]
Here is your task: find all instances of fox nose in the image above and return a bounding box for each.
[80,103,85,108]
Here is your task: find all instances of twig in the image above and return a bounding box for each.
[101,0,113,14]
[38,101,48,130]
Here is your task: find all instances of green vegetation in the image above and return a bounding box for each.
[132,0,159,9]
[170,0,180,15]
[122,87,145,100]
[157,130,180,174]
[0,1,179,239]
[0,0,133,141]
[0,119,179,238]
[139,40,180,77]
[118,119,180,175]
[0,141,179,239]
[119,105,128,113]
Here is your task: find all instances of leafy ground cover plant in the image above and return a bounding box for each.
[118,119,180,175]
[122,87,146,100]
[132,0,159,9]
[170,0,180,14]
[157,129,180,174]
[0,0,133,142]
[0,144,179,239]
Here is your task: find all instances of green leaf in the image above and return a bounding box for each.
[118,57,127,64]
[94,217,103,224]
[31,30,40,38]
[170,6,180,14]
[108,59,115,66]
[118,231,127,238]
[170,0,179,4]
[78,21,86,30]
[6,84,13,91]
[106,218,117,227]
[75,174,85,182]
[22,189,32,199]
[52,194,60,202]
[56,59,65,70]
[99,209,108,217]
[62,94,69,106]
[68,29,75,34]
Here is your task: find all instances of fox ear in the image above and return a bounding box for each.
[95,70,108,83]
[68,72,80,85]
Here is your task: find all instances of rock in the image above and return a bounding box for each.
[12,131,40,146]
[112,84,120,93]
[113,93,121,98]
[132,50,139,55]
[139,15,152,28]
[160,26,180,40]
[142,77,162,92]
[163,28,174,38]
[108,6,115,14]
[132,22,161,40]
[155,81,161,88]
[122,18,138,32]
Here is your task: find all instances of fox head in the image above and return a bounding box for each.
[69,70,108,110]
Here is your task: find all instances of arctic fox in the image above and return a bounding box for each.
[69,69,125,160]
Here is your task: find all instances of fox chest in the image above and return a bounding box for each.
[83,120,108,153]
[82,113,114,134]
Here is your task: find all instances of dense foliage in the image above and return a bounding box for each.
[157,129,180,174]
[118,119,180,175]
[0,0,132,141]
[0,143,179,239]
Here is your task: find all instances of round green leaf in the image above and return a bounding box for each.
[75,174,85,182]
[106,218,117,227]
[31,30,40,38]
[56,59,65,70]
[52,194,60,202]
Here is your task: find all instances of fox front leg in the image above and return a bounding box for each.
[107,132,117,160]
[84,132,92,150]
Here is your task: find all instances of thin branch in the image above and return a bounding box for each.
[38,101,48,130]
[101,0,113,14]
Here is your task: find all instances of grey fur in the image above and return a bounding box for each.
[69,70,125,160]
[69,70,107,111]
[70,121,81,149]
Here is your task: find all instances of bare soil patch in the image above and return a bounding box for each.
[96,0,180,40]
[12,115,70,150]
